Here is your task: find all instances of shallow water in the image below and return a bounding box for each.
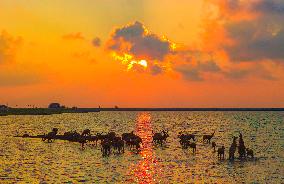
[0,111,283,183]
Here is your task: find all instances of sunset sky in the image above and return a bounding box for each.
[0,0,284,107]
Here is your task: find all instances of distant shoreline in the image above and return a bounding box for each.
[0,107,283,116]
[98,108,284,111]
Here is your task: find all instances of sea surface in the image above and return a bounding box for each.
[0,111,283,183]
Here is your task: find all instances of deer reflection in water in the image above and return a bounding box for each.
[130,113,162,184]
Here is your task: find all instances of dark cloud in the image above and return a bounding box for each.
[223,0,284,62]
[113,21,144,40]
[219,0,284,14]
[223,69,251,79]
[197,60,221,72]
[175,61,220,81]
[151,65,163,75]
[223,64,278,80]
[253,0,284,14]
[92,37,101,47]
[175,60,278,81]
[225,21,284,61]
[176,62,278,81]
[175,65,203,81]
[0,31,22,64]
[108,21,173,60]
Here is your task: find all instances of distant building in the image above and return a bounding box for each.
[0,105,8,108]
[48,103,61,109]
[0,105,8,111]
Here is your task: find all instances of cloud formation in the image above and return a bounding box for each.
[175,60,221,81]
[253,0,284,14]
[107,21,174,61]
[223,64,277,80]
[175,66,203,81]
[106,8,284,81]
[206,0,284,62]
[150,65,163,75]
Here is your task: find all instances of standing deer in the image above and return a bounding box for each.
[153,130,169,146]
[217,146,225,160]
[203,131,215,143]
[101,139,111,156]
[112,137,125,154]
[229,136,237,160]
[184,142,197,153]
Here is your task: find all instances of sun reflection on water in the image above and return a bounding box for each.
[130,113,162,184]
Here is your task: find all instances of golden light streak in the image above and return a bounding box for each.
[127,60,148,71]
[112,52,148,71]
[112,52,133,64]
[170,43,177,50]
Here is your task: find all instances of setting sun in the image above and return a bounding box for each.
[139,60,148,68]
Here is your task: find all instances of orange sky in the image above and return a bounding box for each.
[0,0,284,108]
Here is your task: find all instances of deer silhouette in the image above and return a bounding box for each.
[122,131,134,141]
[42,128,58,143]
[78,136,87,150]
[87,133,100,146]
[185,142,196,153]
[81,129,91,136]
[153,130,169,146]
[178,132,196,141]
[217,146,225,160]
[203,131,215,143]
[238,133,246,159]
[229,136,237,160]
[101,139,111,156]
[128,135,142,151]
[112,137,125,154]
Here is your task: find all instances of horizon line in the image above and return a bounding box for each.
[7,107,284,111]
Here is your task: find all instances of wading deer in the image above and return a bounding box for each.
[217,146,225,160]
[203,131,215,143]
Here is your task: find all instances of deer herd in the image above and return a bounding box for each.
[40,128,254,160]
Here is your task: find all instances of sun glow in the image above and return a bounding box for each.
[139,60,148,67]
[112,52,133,64]
[112,52,148,71]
